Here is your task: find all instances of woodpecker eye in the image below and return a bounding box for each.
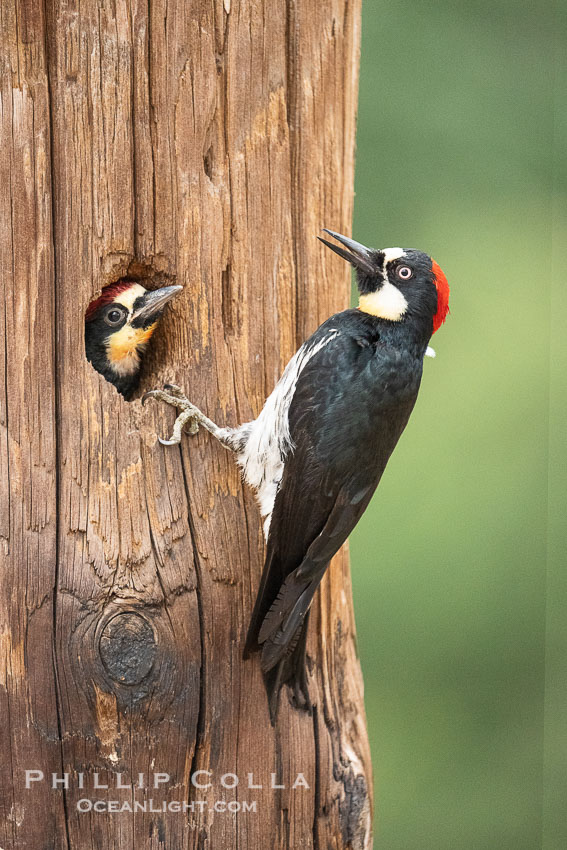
[395,265,413,281]
[104,306,126,327]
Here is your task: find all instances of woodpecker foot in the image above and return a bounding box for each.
[142,384,205,445]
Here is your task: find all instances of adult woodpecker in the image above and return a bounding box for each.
[85,280,182,399]
[143,231,450,719]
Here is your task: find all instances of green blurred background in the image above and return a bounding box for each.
[351,1,566,847]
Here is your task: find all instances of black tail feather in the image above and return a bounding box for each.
[243,547,281,659]
[264,612,312,724]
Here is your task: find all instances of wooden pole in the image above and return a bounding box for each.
[1,1,371,847]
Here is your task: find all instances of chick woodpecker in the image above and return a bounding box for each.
[85,280,182,399]
[143,231,450,719]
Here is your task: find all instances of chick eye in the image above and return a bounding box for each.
[395,265,413,280]
[105,307,126,326]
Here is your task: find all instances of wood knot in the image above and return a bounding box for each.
[98,612,157,685]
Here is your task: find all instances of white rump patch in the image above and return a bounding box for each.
[358,281,408,322]
[235,330,339,537]
[425,346,436,358]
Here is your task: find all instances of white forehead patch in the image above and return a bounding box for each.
[358,281,408,321]
[381,247,405,265]
[115,283,146,313]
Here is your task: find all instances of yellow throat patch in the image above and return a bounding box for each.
[358,282,408,321]
[107,323,157,375]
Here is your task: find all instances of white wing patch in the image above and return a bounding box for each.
[235,330,339,537]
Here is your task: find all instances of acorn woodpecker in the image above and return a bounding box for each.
[143,230,450,719]
[85,280,182,399]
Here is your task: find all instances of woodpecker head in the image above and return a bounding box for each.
[319,229,450,337]
[85,280,182,399]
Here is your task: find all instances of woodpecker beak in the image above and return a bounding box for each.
[130,285,183,327]
[318,229,375,276]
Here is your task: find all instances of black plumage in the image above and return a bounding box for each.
[244,311,427,717]
[143,230,450,722]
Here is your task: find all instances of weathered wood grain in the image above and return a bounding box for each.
[0,2,69,847]
[1,1,371,847]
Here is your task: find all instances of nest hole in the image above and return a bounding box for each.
[84,263,179,401]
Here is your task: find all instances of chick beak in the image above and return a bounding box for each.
[317,228,376,276]
[131,285,183,327]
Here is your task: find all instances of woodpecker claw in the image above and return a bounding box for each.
[141,389,160,406]
[143,385,236,452]
[163,383,185,396]
[158,436,178,446]
[142,384,204,445]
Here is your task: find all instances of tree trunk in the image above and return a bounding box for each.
[0,1,371,848]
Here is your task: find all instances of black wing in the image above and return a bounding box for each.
[244,316,421,718]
